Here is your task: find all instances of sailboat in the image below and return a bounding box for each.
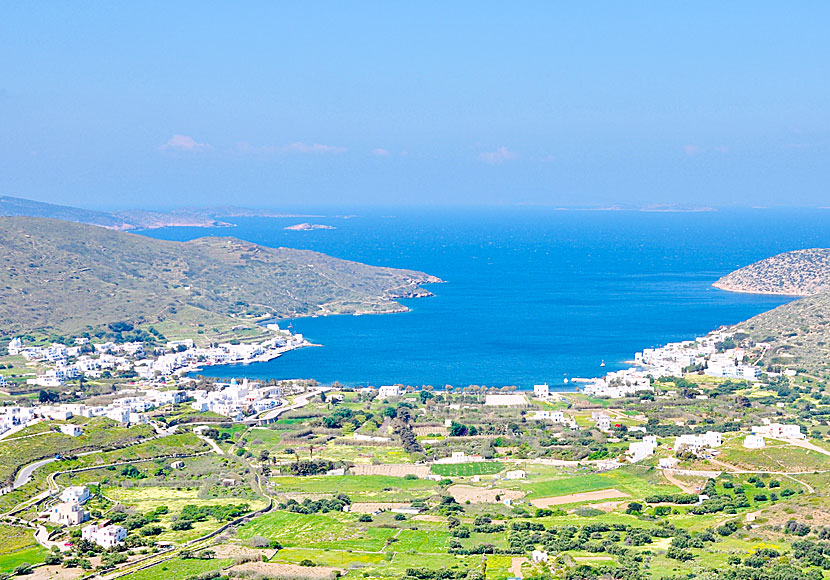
[600,360,606,367]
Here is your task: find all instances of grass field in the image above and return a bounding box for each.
[501,465,679,500]
[120,557,234,580]
[108,486,267,543]
[430,462,504,477]
[0,526,47,574]
[240,511,364,546]
[269,474,438,501]
[718,438,830,472]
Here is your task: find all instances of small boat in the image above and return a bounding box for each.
[600,360,606,367]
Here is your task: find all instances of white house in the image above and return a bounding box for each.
[82,523,127,548]
[378,385,401,398]
[8,337,23,355]
[59,424,82,437]
[744,434,766,449]
[627,435,658,463]
[675,431,722,455]
[754,423,805,440]
[592,412,611,432]
[533,384,550,398]
[504,470,526,480]
[529,410,565,423]
[60,486,91,505]
[531,550,548,563]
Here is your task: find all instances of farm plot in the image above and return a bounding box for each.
[269,474,437,502]
[431,461,504,477]
[118,557,234,580]
[349,464,430,477]
[447,485,525,504]
[232,561,342,579]
[530,488,630,508]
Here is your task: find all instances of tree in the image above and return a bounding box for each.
[625,502,643,514]
[38,389,59,403]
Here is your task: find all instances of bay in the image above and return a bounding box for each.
[139,207,830,388]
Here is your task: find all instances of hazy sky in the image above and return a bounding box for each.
[1,2,828,209]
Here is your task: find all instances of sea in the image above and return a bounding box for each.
[139,207,830,390]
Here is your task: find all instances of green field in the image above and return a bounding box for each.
[0,525,46,574]
[430,461,505,477]
[500,465,679,500]
[269,474,438,501]
[120,557,234,580]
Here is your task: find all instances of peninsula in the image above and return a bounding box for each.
[713,248,830,296]
[0,216,440,342]
[0,195,316,231]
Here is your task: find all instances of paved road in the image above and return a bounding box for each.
[197,435,224,455]
[13,457,57,489]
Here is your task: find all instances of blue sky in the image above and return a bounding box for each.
[1,2,828,209]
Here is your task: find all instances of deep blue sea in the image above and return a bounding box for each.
[140,208,830,389]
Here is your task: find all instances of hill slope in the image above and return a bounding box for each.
[713,248,830,296]
[0,195,130,229]
[715,249,830,374]
[737,292,830,374]
[0,217,440,340]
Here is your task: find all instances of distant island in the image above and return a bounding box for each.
[284,223,336,231]
[0,216,440,343]
[0,195,317,231]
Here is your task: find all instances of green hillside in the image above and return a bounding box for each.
[0,216,440,341]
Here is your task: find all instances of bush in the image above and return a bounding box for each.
[171,520,193,531]
[717,521,738,536]
[249,536,271,548]
[358,514,373,522]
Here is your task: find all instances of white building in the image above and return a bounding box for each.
[627,436,658,463]
[378,385,401,398]
[743,434,766,449]
[675,431,722,455]
[592,412,611,432]
[529,410,565,423]
[59,424,82,437]
[504,470,526,480]
[752,423,804,440]
[531,550,548,563]
[60,486,91,505]
[533,384,550,398]
[7,337,23,355]
[82,523,127,548]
